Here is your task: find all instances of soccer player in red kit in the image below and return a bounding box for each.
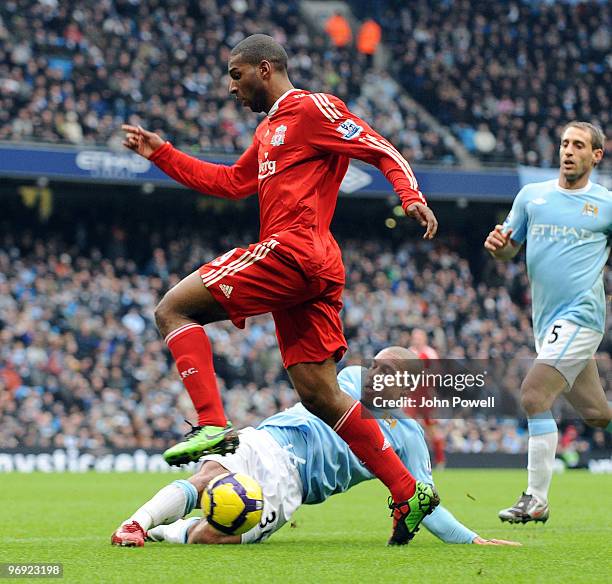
[409,328,447,468]
[122,34,439,545]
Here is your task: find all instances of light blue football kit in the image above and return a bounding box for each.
[503,179,610,438]
[259,366,476,544]
[154,366,478,545]
[503,179,611,342]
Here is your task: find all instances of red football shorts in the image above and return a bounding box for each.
[198,236,347,368]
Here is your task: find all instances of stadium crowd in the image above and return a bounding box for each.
[0,1,608,169]
[0,0,454,164]
[370,0,611,169]
[1,221,610,454]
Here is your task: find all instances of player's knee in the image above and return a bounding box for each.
[520,385,544,416]
[299,386,348,426]
[188,475,207,507]
[299,389,327,416]
[154,294,175,335]
[580,408,610,429]
[290,362,347,422]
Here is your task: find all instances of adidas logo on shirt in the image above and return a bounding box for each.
[219,284,234,298]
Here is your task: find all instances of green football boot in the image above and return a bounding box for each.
[388,481,440,545]
[163,422,239,466]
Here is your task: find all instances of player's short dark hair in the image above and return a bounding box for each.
[562,121,605,151]
[230,34,288,72]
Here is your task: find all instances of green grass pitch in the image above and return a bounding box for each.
[1,470,610,583]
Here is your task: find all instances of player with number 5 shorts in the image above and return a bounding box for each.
[484,121,611,524]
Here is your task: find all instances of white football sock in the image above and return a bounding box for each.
[147,518,201,544]
[125,480,198,531]
[525,432,557,504]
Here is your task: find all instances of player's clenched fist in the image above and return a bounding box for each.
[121,124,164,159]
[484,225,513,253]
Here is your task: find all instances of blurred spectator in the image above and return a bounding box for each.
[357,19,381,56]
[473,124,496,156]
[58,111,83,144]
[357,19,382,68]
[325,11,353,48]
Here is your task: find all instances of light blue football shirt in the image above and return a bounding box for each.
[503,179,611,340]
[259,366,476,544]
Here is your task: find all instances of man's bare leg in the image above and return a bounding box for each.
[499,363,566,523]
[564,359,612,429]
[112,461,228,546]
[288,359,439,545]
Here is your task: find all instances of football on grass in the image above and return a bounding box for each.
[203,472,264,535]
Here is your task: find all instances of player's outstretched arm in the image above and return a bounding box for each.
[121,124,258,200]
[300,94,437,239]
[422,504,519,546]
[484,225,521,260]
[122,124,165,159]
[473,536,522,546]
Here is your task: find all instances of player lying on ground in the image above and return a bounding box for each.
[485,121,611,524]
[122,33,439,544]
[112,348,519,547]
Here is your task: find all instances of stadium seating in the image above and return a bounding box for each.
[1,219,609,453]
[0,0,454,164]
[2,1,608,169]
[356,0,610,170]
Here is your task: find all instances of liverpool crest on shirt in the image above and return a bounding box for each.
[271,125,287,146]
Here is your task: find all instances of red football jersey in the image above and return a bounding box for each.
[411,346,440,366]
[150,89,427,282]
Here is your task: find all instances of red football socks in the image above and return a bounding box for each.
[334,401,416,502]
[164,323,226,427]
